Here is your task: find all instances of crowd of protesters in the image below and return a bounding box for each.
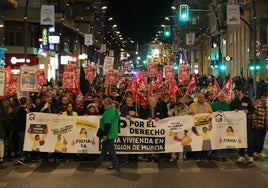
[0,74,267,166]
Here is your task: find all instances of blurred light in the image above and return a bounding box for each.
[220,65,226,71]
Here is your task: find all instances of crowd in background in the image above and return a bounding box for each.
[0,74,267,166]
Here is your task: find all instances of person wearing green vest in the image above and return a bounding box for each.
[95,97,120,170]
[211,92,231,162]
[211,93,231,112]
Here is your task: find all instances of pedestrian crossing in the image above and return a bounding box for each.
[0,156,268,181]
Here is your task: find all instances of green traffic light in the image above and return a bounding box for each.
[255,64,260,70]
[249,65,254,71]
[163,25,171,38]
[179,4,189,22]
[164,30,170,37]
[220,65,226,71]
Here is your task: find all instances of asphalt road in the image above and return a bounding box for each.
[0,138,268,188]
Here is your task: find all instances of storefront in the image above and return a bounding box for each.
[5,54,38,74]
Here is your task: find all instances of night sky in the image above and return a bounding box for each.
[107,0,173,45]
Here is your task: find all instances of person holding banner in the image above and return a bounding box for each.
[189,93,213,162]
[62,103,78,116]
[169,102,192,162]
[140,95,165,162]
[211,92,231,162]
[95,98,120,170]
[15,97,30,165]
[120,95,140,162]
[230,87,255,164]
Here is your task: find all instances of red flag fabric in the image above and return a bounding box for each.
[5,66,17,97]
[212,79,221,100]
[168,78,179,97]
[127,73,148,106]
[136,92,147,107]
[186,74,196,95]
[126,77,138,95]
[136,72,147,90]
[155,72,162,89]
[116,77,125,88]
[221,78,233,103]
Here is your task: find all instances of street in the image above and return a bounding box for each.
[0,143,268,188]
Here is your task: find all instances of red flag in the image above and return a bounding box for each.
[168,78,179,97]
[136,71,147,90]
[186,74,196,95]
[116,77,125,88]
[136,92,147,106]
[126,77,138,94]
[5,66,17,97]
[221,78,233,103]
[212,79,221,100]
[155,72,162,89]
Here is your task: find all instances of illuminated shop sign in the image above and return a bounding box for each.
[48,35,60,44]
[5,54,38,68]
[11,57,30,64]
[42,28,49,49]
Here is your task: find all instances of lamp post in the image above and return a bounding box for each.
[252,0,257,98]
[24,0,29,64]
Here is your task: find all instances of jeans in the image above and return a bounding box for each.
[96,139,119,167]
[214,149,227,158]
[254,128,267,153]
[239,120,255,158]
[18,131,26,160]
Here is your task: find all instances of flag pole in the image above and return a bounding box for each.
[119,89,128,106]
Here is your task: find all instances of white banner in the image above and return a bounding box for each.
[40,5,55,25]
[24,111,247,154]
[20,65,38,92]
[101,44,107,53]
[84,34,93,46]
[227,5,241,25]
[186,33,195,45]
[103,56,114,75]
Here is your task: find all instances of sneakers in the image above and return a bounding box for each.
[107,165,120,170]
[258,153,266,158]
[248,157,254,163]
[17,159,28,165]
[169,153,177,162]
[253,152,258,158]
[237,156,245,163]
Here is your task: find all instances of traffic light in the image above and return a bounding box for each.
[255,64,260,71]
[179,4,189,22]
[219,64,226,71]
[249,63,260,71]
[163,25,171,38]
